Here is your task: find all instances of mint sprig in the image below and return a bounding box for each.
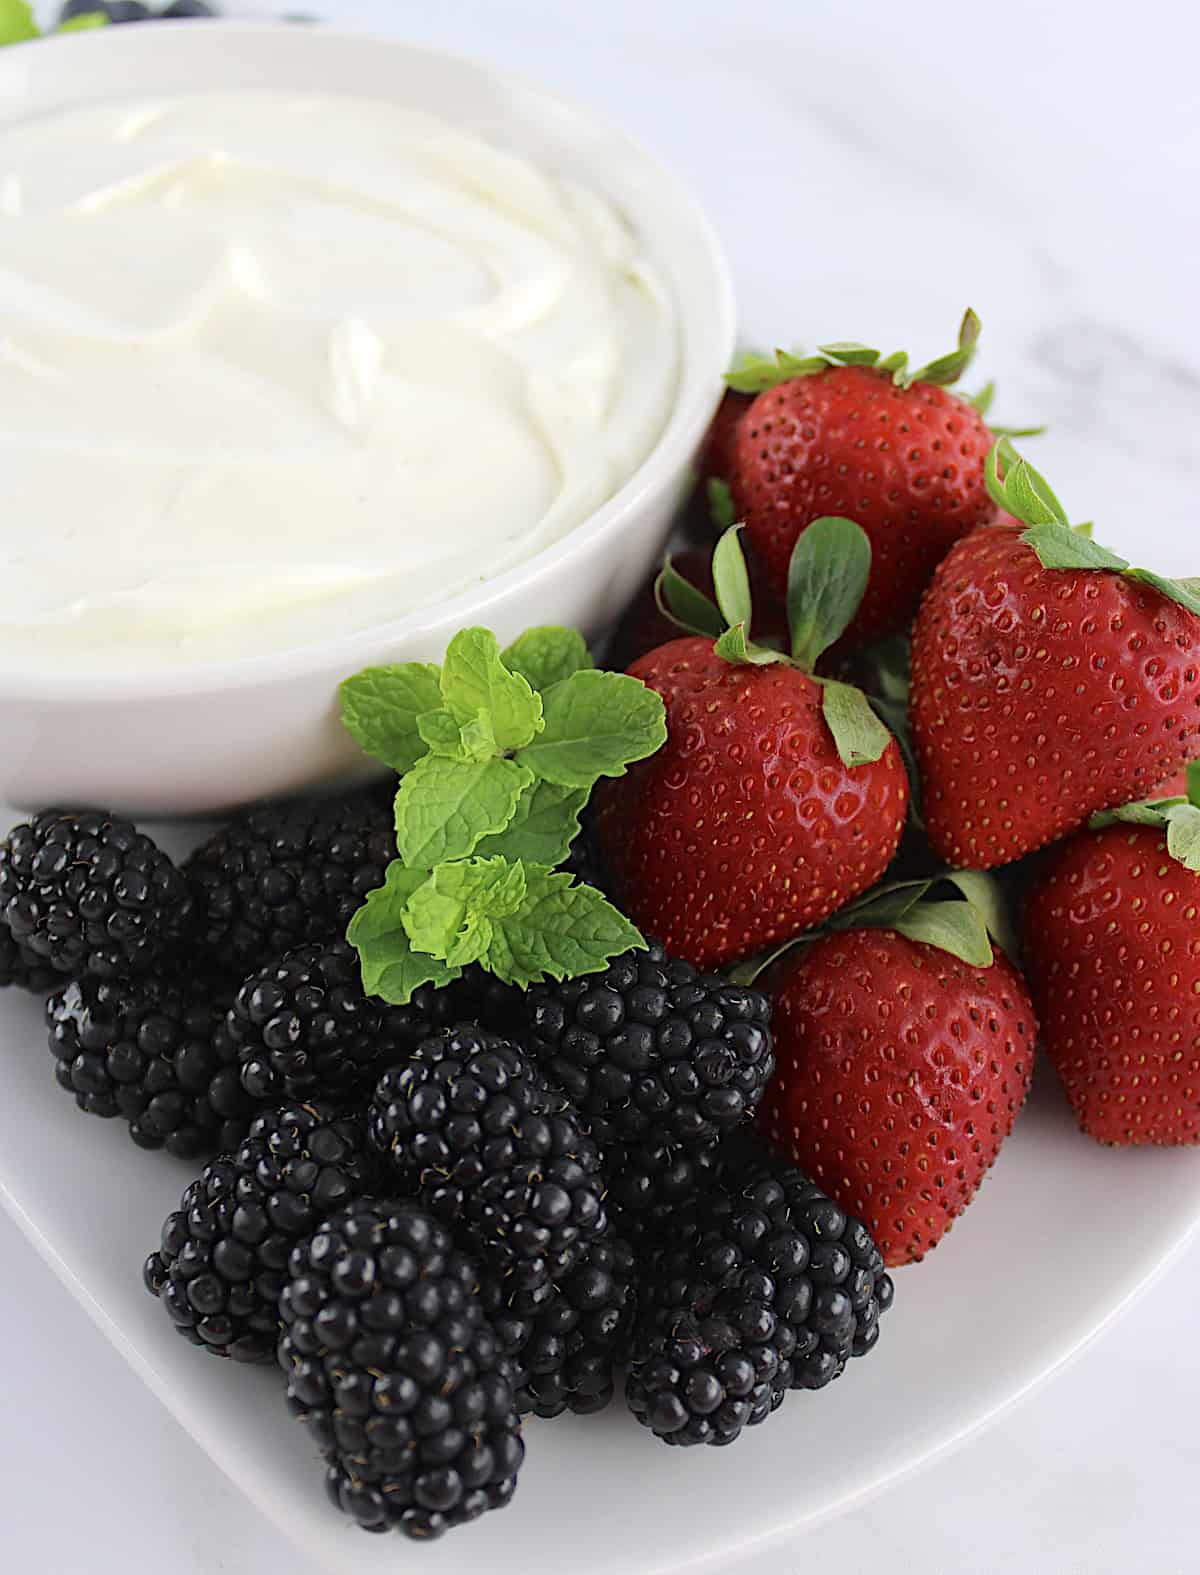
[657,522,894,770]
[0,0,108,42]
[988,438,1200,619]
[341,624,665,1003]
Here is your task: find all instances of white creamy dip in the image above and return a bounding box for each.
[0,93,678,671]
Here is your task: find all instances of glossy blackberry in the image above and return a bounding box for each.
[626,1151,892,1446]
[0,810,194,980]
[227,939,409,1103]
[46,972,255,1158]
[279,1199,524,1539]
[0,926,56,993]
[523,941,774,1148]
[368,1027,608,1307]
[486,1235,636,1419]
[162,0,216,14]
[144,1102,373,1361]
[602,1130,723,1248]
[184,788,395,975]
[60,0,150,18]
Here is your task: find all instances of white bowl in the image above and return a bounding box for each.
[0,22,734,816]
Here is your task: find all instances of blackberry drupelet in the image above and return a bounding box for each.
[0,926,56,993]
[184,788,395,975]
[0,810,194,980]
[486,1235,637,1419]
[144,1102,373,1361]
[368,1026,608,1306]
[523,941,775,1148]
[626,1150,893,1446]
[46,972,255,1158]
[279,1199,524,1538]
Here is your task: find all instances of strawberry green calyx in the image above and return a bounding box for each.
[656,521,894,768]
[1090,760,1200,872]
[987,439,1200,618]
[339,624,666,1003]
[729,868,1013,985]
[723,308,981,395]
[967,380,1044,438]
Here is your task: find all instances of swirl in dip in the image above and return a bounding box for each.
[0,93,678,670]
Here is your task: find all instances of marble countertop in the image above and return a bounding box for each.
[5,0,1200,1569]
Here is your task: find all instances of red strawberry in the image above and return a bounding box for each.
[606,541,788,672]
[1023,782,1200,1145]
[911,445,1200,869]
[594,521,909,969]
[728,314,996,649]
[761,919,1037,1265]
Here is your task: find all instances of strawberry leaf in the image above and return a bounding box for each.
[787,516,872,671]
[969,381,996,416]
[656,556,726,639]
[713,622,781,667]
[817,342,881,366]
[1021,523,1128,572]
[909,307,981,388]
[707,477,737,531]
[724,349,829,394]
[943,869,1018,961]
[711,525,753,631]
[1165,805,1200,872]
[892,899,994,967]
[1127,568,1200,619]
[819,680,894,768]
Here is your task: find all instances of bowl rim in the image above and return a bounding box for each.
[0,20,735,702]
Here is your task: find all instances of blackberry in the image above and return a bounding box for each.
[486,1235,636,1419]
[228,939,413,1103]
[0,926,56,993]
[0,810,194,980]
[162,1,216,14]
[523,941,774,1148]
[602,1130,723,1248]
[279,1199,523,1538]
[46,972,256,1158]
[184,788,395,975]
[144,1102,373,1361]
[368,1026,608,1307]
[626,1151,893,1447]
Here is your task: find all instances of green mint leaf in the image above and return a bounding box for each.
[1127,568,1200,619]
[482,863,645,988]
[460,713,499,760]
[943,869,1018,961]
[820,679,893,768]
[417,707,471,756]
[711,525,753,631]
[440,627,543,751]
[1164,804,1200,872]
[340,663,442,773]
[893,899,994,967]
[787,516,872,670]
[0,0,39,42]
[656,557,725,639]
[56,10,108,28]
[515,669,667,789]
[472,780,588,866]
[346,862,461,1003]
[817,342,880,366]
[1021,522,1128,573]
[707,477,737,531]
[713,622,781,666]
[394,754,533,867]
[402,857,527,968]
[501,627,593,694]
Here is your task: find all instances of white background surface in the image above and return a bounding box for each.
[7,0,1200,1571]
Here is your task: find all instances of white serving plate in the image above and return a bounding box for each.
[3,813,1199,1574]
